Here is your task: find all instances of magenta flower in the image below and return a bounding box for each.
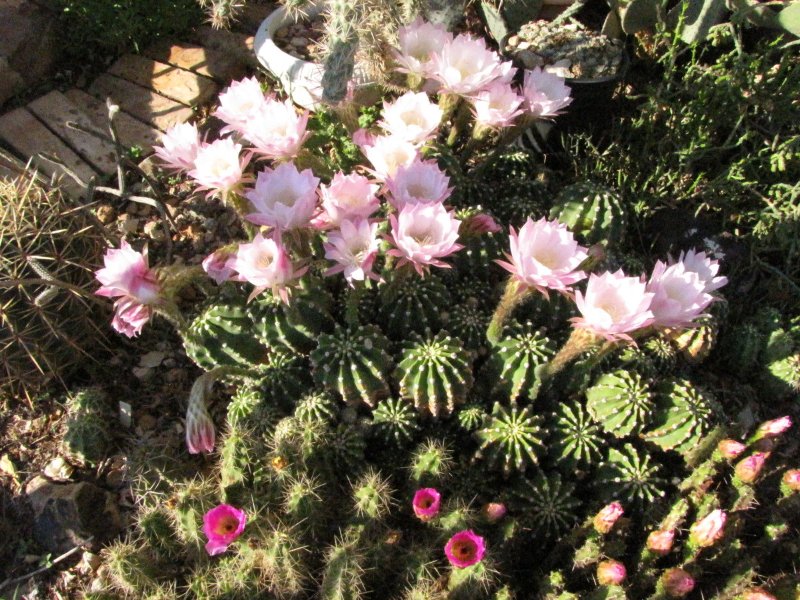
[215,76,268,134]
[429,33,514,96]
[388,202,463,275]
[385,158,453,209]
[379,92,443,146]
[412,488,441,522]
[646,529,675,556]
[318,172,380,227]
[444,530,486,568]
[231,233,303,303]
[661,568,695,598]
[677,249,728,293]
[756,416,792,439]
[394,17,453,77]
[782,469,800,492]
[572,270,655,342]
[497,217,588,297]
[202,248,238,285]
[734,452,768,484]
[95,241,161,338]
[240,97,310,160]
[717,439,746,460]
[592,502,624,534]
[646,260,713,328]
[597,560,626,586]
[521,67,573,118]
[689,509,726,547]
[188,137,248,199]
[323,219,381,286]
[154,122,202,172]
[481,502,507,523]
[245,162,320,231]
[203,504,246,556]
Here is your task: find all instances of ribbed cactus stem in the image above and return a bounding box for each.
[487,279,532,345]
[321,0,359,105]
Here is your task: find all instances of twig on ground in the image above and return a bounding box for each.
[0,537,93,593]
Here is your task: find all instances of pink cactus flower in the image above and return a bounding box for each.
[323,219,381,286]
[361,134,419,181]
[188,137,248,199]
[646,529,675,556]
[379,91,443,146]
[203,504,247,556]
[202,248,238,285]
[385,158,453,209]
[461,213,502,236]
[470,81,525,129]
[592,502,624,534]
[412,488,441,522]
[717,439,746,459]
[429,33,514,96]
[689,509,726,548]
[215,76,268,134]
[481,502,507,523]
[756,416,792,439]
[521,67,573,118]
[154,122,202,172]
[646,260,713,328]
[782,469,800,491]
[572,270,655,342]
[677,249,728,293]
[231,233,302,303]
[735,452,769,484]
[388,202,463,275]
[394,17,453,77]
[318,172,380,227]
[95,241,161,338]
[240,97,310,160]
[661,568,695,598]
[444,530,486,568]
[742,589,777,600]
[597,560,626,586]
[245,162,320,231]
[497,217,589,298]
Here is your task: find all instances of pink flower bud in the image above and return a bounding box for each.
[593,502,624,534]
[202,248,237,285]
[412,488,441,522]
[461,213,502,236]
[646,529,675,556]
[597,560,626,586]
[444,530,486,568]
[742,588,777,600]
[717,439,746,460]
[689,509,726,548]
[660,568,695,598]
[756,416,792,439]
[481,502,507,523]
[782,469,800,492]
[734,452,769,484]
[203,504,246,556]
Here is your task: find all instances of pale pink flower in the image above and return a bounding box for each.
[202,248,238,285]
[412,488,441,522]
[95,241,161,338]
[471,81,525,129]
[735,452,768,484]
[597,560,626,586]
[379,92,443,146]
[572,270,655,342]
[646,260,713,328]
[496,217,588,297]
[154,122,202,172]
[203,504,246,556]
[661,569,695,598]
[678,249,728,293]
[444,530,486,568]
[361,135,419,180]
[240,98,310,160]
[592,502,624,534]
[782,469,800,491]
[323,219,380,285]
[689,509,726,547]
[388,202,463,275]
[385,158,452,209]
[188,137,247,198]
[394,17,453,77]
[717,439,746,459]
[521,67,573,118]
[319,172,380,227]
[215,76,268,134]
[646,529,675,556]
[231,233,301,303]
[756,416,792,439]
[481,502,507,523]
[429,33,514,96]
[245,162,319,230]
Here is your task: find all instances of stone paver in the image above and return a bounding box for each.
[64,89,161,155]
[108,54,218,107]
[144,41,247,83]
[0,108,97,196]
[88,74,194,132]
[27,91,117,176]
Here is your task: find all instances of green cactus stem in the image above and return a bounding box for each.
[474,402,546,477]
[513,473,582,537]
[489,321,556,401]
[549,182,628,247]
[549,401,604,468]
[594,444,666,505]
[643,379,719,454]
[586,370,654,438]
[372,398,420,447]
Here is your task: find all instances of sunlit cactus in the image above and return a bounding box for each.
[594,444,666,504]
[549,401,604,468]
[643,378,719,454]
[294,389,339,425]
[586,370,654,438]
[488,320,555,401]
[410,439,453,485]
[549,182,628,247]
[371,397,420,446]
[475,402,546,476]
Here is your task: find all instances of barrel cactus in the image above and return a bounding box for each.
[378,275,451,339]
[643,378,719,454]
[549,182,627,246]
[586,370,654,438]
[594,444,666,504]
[474,402,547,477]
[549,401,604,468]
[513,473,582,537]
[489,321,556,401]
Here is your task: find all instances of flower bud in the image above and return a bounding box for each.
[660,568,695,598]
[596,560,626,586]
[481,502,507,523]
[646,529,675,556]
[755,416,792,439]
[593,502,624,534]
[734,452,769,484]
[741,588,777,600]
[689,509,726,547]
[717,439,746,460]
[782,468,800,492]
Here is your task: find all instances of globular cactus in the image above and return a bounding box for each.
[372,398,420,446]
[664,317,718,365]
[61,387,112,466]
[641,336,679,374]
[251,349,314,413]
[549,182,628,247]
[512,473,582,537]
[249,286,335,354]
[643,378,719,454]
[549,401,604,468]
[443,298,489,352]
[764,353,800,399]
[457,403,488,432]
[325,423,367,471]
[311,324,394,407]
[410,439,453,485]
[586,370,654,438]
[474,402,546,477]
[379,275,451,339]
[485,148,540,183]
[396,331,474,417]
[594,444,666,504]
[488,321,555,401]
[449,276,496,311]
[227,380,281,433]
[492,179,550,227]
[294,389,339,425]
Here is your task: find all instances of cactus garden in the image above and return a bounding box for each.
[1,0,799,598]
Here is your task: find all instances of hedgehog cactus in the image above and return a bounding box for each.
[61,387,112,466]
[475,402,546,476]
[549,182,627,247]
[586,370,654,438]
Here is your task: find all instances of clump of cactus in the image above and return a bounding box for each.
[61,387,113,466]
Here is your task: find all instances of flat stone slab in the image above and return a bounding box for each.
[188,27,258,69]
[64,89,161,155]
[108,54,218,107]
[0,107,98,196]
[27,90,117,176]
[88,73,194,132]
[144,41,247,83]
